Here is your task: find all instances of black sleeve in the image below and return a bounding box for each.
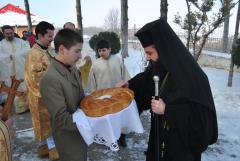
[128,70,154,114]
[188,104,218,152]
[165,103,218,153]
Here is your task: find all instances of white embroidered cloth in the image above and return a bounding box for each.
[73,100,144,151]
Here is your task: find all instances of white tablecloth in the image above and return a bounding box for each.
[73,100,144,151]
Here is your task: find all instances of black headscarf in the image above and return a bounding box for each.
[135,18,215,112]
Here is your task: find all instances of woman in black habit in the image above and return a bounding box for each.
[117,18,218,161]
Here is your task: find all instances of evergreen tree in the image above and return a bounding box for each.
[227,1,240,87]
[89,31,121,58]
[232,38,240,67]
[174,0,235,61]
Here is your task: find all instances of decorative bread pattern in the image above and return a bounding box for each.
[80,87,134,117]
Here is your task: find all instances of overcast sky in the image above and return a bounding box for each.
[0,0,238,35]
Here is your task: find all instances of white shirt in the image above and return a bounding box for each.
[87,55,130,92]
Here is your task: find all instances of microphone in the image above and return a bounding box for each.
[153,76,160,100]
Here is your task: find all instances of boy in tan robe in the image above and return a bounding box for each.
[87,39,130,92]
[87,39,131,147]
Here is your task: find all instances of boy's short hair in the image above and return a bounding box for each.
[2,25,13,32]
[35,21,54,39]
[54,28,83,53]
[96,39,110,50]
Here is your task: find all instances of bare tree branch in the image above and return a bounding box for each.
[104,8,120,35]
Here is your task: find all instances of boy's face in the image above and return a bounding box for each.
[38,29,54,47]
[62,42,83,65]
[144,45,159,62]
[98,48,111,60]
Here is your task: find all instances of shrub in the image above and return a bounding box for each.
[89,31,121,58]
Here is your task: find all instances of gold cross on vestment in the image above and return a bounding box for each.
[0,76,24,121]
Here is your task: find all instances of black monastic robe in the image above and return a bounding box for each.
[129,18,218,161]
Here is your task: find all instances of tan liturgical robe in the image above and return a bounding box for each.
[24,43,55,141]
[87,55,130,92]
[0,38,30,114]
[0,120,11,161]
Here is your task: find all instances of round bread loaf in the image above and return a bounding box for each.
[80,87,134,117]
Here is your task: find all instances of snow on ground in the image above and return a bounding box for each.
[189,49,231,59]
[13,48,240,161]
[203,50,231,59]
[201,68,240,161]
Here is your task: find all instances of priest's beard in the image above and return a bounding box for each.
[6,36,14,41]
[152,60,167,79]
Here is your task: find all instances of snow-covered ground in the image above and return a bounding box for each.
[13,48,240,161]
[201,68,240,161]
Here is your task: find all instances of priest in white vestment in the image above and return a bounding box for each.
[0,25,30,114]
